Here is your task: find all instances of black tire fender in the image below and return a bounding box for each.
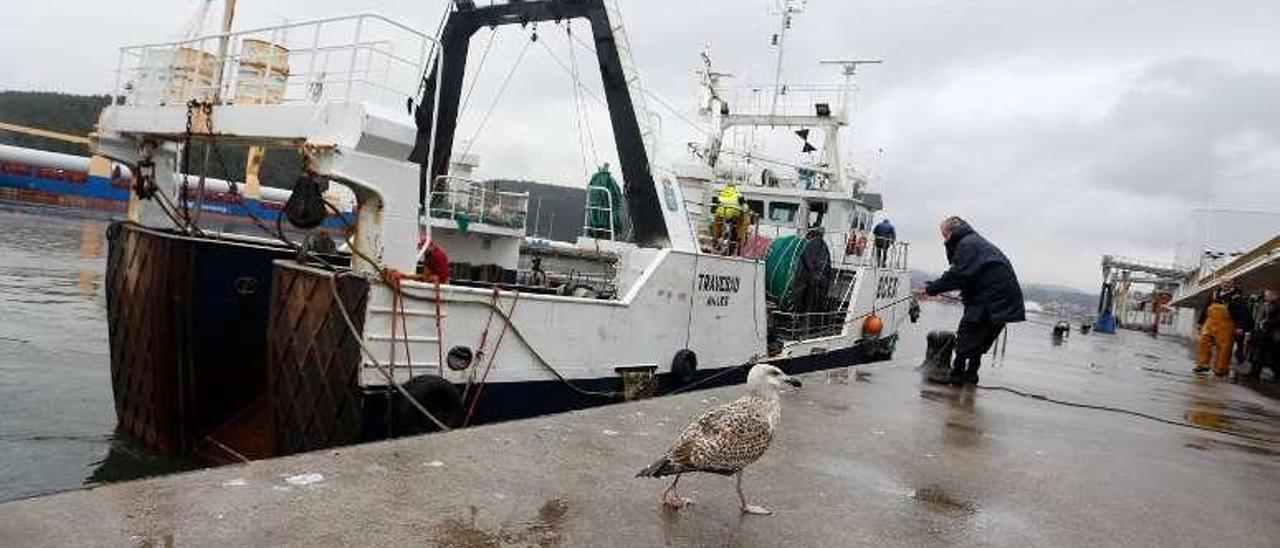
[392,375,463,435]
[671,349,698,384]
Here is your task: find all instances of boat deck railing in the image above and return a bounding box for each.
[714,154,843,193]
[582,185,618,240]
[715,82,852,121]
[769,310,849,341]
[112,14,431,111]
[836,231,909,271]
[429,176,529,232]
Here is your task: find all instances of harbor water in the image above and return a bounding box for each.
[0,205,193,503]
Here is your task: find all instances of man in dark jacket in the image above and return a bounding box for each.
[925,217,1026,385]
[873,218,896,267]
[1247,289,1279,379]
[793,228,832,331]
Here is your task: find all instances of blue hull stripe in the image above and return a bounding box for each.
[0,173,352,228]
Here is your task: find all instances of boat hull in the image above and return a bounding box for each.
[104,223,899,459]
[411,336,895,426]
[104,222,297,455]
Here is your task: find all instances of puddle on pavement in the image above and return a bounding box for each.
[919,387,978,411]
[909,486,978,517]
[919,388,959,405]
[433,499,567,548]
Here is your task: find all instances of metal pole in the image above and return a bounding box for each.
[768,0,795,116]
[533,196,543,237]
[212,0,238,101]
[346,16,366,101]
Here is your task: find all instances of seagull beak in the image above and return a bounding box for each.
[784,375,802,388]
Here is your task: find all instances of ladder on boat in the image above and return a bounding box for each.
[603,0,658,157]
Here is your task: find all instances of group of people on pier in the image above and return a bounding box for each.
[1196,277,1280,380]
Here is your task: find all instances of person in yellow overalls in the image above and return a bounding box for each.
[1196,278,1247,376]
[714,181,745,223]
[711,182,747,253]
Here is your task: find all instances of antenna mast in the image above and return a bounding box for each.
[818,59,882,119]
[768,0,805,116]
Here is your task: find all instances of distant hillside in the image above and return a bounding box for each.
[0,91,109,156]
[910,268,1096,311]
[1023,283,1097,311]
[494,180,588,242]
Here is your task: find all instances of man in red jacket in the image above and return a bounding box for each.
[417,239,450,283]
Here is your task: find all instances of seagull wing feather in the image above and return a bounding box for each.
[666,396,774,475]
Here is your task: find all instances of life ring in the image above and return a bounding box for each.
[845,233,867,256]
[671,349,698,384]
[392,375,463,435]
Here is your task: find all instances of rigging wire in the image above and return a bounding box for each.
[415,2,455,103]
[457,28,498,121]
[560,27,713,137]
[564,22,599,172]
[536,38,607,108]
[460,30,535,161]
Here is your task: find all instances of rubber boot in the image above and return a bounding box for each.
[965,356,981,385]
[948,355,968,386]
[1195,330,1214,372]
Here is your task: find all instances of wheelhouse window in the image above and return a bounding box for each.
[850,209,870,231]
[768,201,799,224]
[807,200,828,229]
[746,199,764,218]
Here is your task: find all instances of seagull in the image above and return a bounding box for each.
[636,364,801,515]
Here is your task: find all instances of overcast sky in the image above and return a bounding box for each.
[6,0,1280,291]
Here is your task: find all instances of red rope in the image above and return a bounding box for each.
[434,279,445,376]
[382,269,420,380]
[473,287,500,370]
[463,289,520,426]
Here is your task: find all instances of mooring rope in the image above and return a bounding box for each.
[326,272,453,432]
[396,285,623,399]
[202,435,251,464]
[463,290,522,426]
[975,383,1277,445]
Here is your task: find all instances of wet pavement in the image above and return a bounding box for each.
[1,303,1279,547]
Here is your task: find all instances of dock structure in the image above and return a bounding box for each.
[2,311,1279,547]
[1095,255,1195,334]
[1172,233,1280,307]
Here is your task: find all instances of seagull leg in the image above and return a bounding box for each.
[736,472,772,515]
[662,474,694,508]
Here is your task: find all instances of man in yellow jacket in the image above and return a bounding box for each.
[711,182,747,253]
[1196,278,1248,376]
[714,181,745,222]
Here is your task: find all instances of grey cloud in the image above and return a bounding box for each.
[1087,59,1280,200]
[6,0,1280,291]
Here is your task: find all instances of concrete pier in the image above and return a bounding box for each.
[2,310,1279,547]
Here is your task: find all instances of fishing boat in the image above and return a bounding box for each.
[94,0,912,462]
